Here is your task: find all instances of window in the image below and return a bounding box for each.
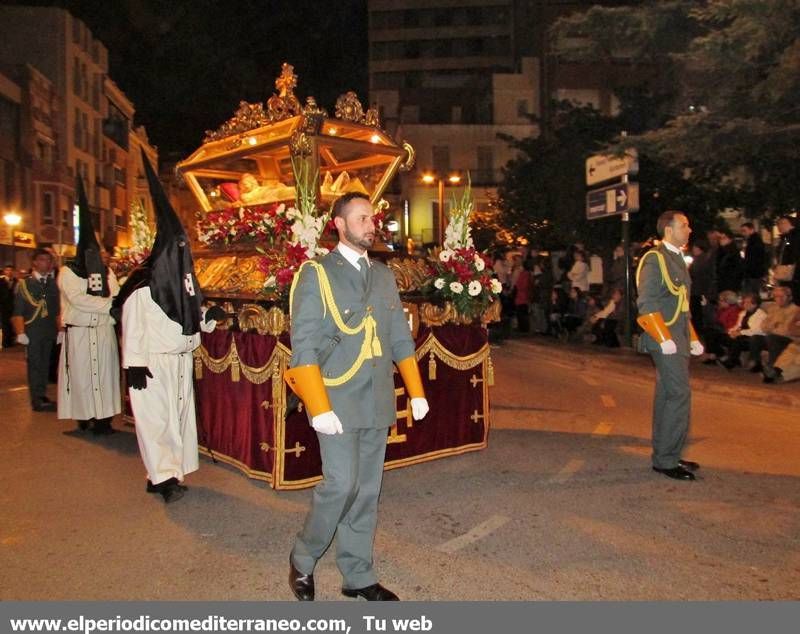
[74,108,82,149]
[42,192,54,224]
[476,146,494,184]
[73,58,81,95]
[432,146,450,175]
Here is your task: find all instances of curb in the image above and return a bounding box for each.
[501,338,800,410]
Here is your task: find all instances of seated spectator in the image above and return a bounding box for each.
[701,290,742,364]
[562,287,588,339]
[748,286,800,382]
[589,287,624,347]
[546,287,568,338]
[720,293,767,370]
[774,339,800,383]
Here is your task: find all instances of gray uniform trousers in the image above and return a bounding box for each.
[650,350,691,469]
[292,428,387,589]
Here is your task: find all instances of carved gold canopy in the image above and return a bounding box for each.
[177,64,414,212]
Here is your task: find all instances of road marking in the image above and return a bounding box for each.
[550,459,584,484]
[436,515,510,554]
[581,375,600,386]
[600,394,616,408]
[592,422,613,436]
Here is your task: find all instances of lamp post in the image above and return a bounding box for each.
[421,172,461,245]
[3,211,21,269]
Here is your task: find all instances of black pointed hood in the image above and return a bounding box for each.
[112,151,202,335]
[67,177,109,297]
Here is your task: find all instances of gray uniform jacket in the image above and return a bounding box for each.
[637,244,692,357]
[13,275,60,340]
[289,249,416,430]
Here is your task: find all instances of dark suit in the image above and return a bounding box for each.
[289,247,416,589]
[637,244,693,470]
[13,274,60,406]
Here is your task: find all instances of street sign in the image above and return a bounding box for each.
[586,149,638,186]
[586,182,639,220]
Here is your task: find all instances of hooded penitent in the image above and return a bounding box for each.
[68,177,109,297]
[112,150,202,335]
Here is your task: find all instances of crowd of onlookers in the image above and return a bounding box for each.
[490,214,800,385]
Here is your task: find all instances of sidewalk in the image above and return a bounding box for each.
[497,333,800,410]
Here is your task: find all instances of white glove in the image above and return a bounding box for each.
[410,397,429,421]
[199,319,217,333]
[659,339,677,355]
[311,411,344,435]
[690,340,705,356]
[16,333,29,345]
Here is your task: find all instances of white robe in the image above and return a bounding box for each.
[57,266,121,420]
[122,286,214,485]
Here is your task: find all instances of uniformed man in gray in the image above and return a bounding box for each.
[12,249,60,411]
[285,192,429,601]
[636,210,704,481]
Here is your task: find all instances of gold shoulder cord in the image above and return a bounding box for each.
[635,250,688,326]
[18,279,49,324]
[289,260,382,386]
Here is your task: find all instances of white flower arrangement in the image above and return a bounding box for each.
[434,277,446,289]
[468,280,482,296]
[449,281,464,294]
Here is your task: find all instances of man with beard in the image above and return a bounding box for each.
[636,211,705,481]
[57,179,121,435]
[112,152,222,503]
[285,192,429,601]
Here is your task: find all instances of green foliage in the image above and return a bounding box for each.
[549,0,800,221]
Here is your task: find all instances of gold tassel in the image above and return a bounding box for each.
[428,351,437,381]
[372,334,382,357]
[231,358,240,382]
[194,354,203,380]
[487,356,495,386]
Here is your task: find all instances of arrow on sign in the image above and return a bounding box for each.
[617,189,627,206]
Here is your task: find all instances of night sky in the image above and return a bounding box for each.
[10,0,369,160]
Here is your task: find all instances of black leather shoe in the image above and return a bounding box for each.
[147,477,187,493]
[160,482,184,504]
[92,418,115,435]
[341,583,399,601]
[653,466,695,481]
[77,419,92,431]
[289,557,314,601]
[678,459,700,471]
[32,399,56,412]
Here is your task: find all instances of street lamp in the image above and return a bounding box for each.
[421,172,461,245]
[3,211,21,268]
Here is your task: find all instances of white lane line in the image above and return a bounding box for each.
[592,422,613,436]
[600,394,616,408]
[581,375,600,386]
[550,459,584,484]
[436,515,511,554]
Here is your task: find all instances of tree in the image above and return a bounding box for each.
[551,0,800,221]
[496,101,718,253]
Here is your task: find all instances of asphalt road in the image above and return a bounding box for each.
[1,341,798,601]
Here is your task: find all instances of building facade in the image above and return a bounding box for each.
[0,5,157,267]
[368,0,642,247]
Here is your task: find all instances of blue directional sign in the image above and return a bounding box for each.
[586,182,639,220]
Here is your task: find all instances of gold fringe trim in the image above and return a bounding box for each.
[428,351,437,380]
[415,333,489,372]
[487,354,495,386]
[194,337,290,385]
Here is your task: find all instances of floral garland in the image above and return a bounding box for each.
[425,176,501,319]
[112,200,154,280]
